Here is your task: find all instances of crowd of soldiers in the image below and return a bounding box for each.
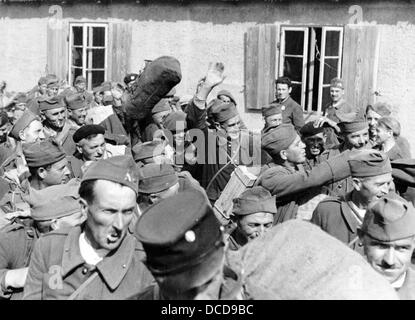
[0,59,414,300]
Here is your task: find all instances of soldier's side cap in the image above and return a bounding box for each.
[337,113,368,134]
[164,87,176,98]
[132,140,164,162]
[74,75,86,84]
[9,110,39,140]
[391,159,415,187]
[330,77,344,89]
[163,111,187,132]
[262,103,284,118]
[92,86,104,94]
[348,150,392,178]
[38,76,48,85]
[137,163,178,194]
[261,124,297,157]
[233,186,277,216]
[124,73,139,85]
[65,93,87,110]
[210,102,238,124]
[136,190,223,276]
[23,138,66,168]
[366,102,392,117]
[361,192,415,242]
[46,77,59,88]
[151,99,171,115]
[217,89,236,105]
[73,124,105,143]
[81,155,139,194]
[32,195,81,222]
[300,121,327,138]
[38,96,65,112]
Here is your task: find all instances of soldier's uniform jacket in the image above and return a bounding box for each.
[130,266,244,300]
[186,101,261,202]
[271,97,305,132]
[397,267,415,300]
[257,151,351,225]
[43,121,77,156]
[323,99,353,123]
[310,193,364,255]
[23,224,154,300]
[0,218,38,300]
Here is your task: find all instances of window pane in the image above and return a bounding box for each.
[93,27,106,47]
[87,49,105,69]
[284,30,304,56]
[322,86,331,109]
[290,83,303,108]
[323,58,339,84]
[91,71,105,89]
[72,26,83,46]
[71,47,83,67]
[71,68,83,86]
[283,57,304,82]
[325,31,340,56]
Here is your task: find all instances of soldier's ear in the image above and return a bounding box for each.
[50,219,59,231]
[37,167,47,179]
[352,177,362,191]
[76,143,83,155]
[279,150,288,161]
[18,129,25,141]
[79,198,88,216]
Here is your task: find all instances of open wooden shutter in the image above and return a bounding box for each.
[244,24,279,111]
[46,20,69,81]
[342,25,380,115]
[108,22,132,83]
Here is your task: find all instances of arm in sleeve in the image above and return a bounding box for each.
[22,238,46,300]
[259,151,351,198]
[0,232,15,299]
[292,105,305,132]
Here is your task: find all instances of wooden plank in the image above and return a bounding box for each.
[46,20,69,81]
[244,25,259,110]
[256,25,266,109]
[111,22,132,83]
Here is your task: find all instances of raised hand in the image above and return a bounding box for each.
[204,62,226,88]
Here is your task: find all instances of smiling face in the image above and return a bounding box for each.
[82,180,136,254]
[68,107,87,126]
[366,109,382,138]
[353,173,393,206]
[303,132,326,157]
[282,135,306,164]
[344,128,369,150]
[376,123,393,145]
[221,115,241,140]
[276,83,291,101]
[330,87,344,103]
[237,212,274,241]
[362,234,415,283]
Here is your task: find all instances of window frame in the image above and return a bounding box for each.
[68,22,109,90]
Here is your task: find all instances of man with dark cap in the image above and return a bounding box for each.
[136,163,204,213]
[273,76,304,132]
[358,192,415,299]
[23,156,154,300]
[132,190,244,300]
[39,96,75,155]
[258,123,353,224]
[68,124,113,178]
[217,89,236,105]
[0,183,85,300]
[227,186,276,251]
[23,139,71,190]
[311,150,393,253]
[142,99,172,142]
[322,78,353,123]
[186,62,261,208]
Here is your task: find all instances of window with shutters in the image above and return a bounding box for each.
[278,26,343,114]
[68,23,108,90]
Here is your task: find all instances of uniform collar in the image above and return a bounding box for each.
[61,224,137,290]
[340,193,361,233]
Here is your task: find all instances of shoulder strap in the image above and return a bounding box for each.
[67,271,99,300]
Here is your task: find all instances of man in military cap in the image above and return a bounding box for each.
[227,186,276,251]
[261,103,283,133]
[273,76,304,132]
[68,124,113,178]
[375,117,410,161]
[39,96,75,155]
[45,77,60,98]
[258,123,353,224]
[5,93,28,125]
[323,78,353,123]
[217,89,237,105]
[186,62,261,206]
[27,76,48,101]
[132,140,172,167]
[0,183,84,300]
[142,99,172,142]
[72,76,94,105]
[336,113,370,151]
[132,190,244,300]
[124,73,139,93]
[65,93,88,129]
[23,156,154,300]
[23,139,71,190]
[358,192,415,299]
[137,163,204,213]
[311,150,393,253]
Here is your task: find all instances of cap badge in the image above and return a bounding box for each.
[184,230,196,242]
[281,106,286,111]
